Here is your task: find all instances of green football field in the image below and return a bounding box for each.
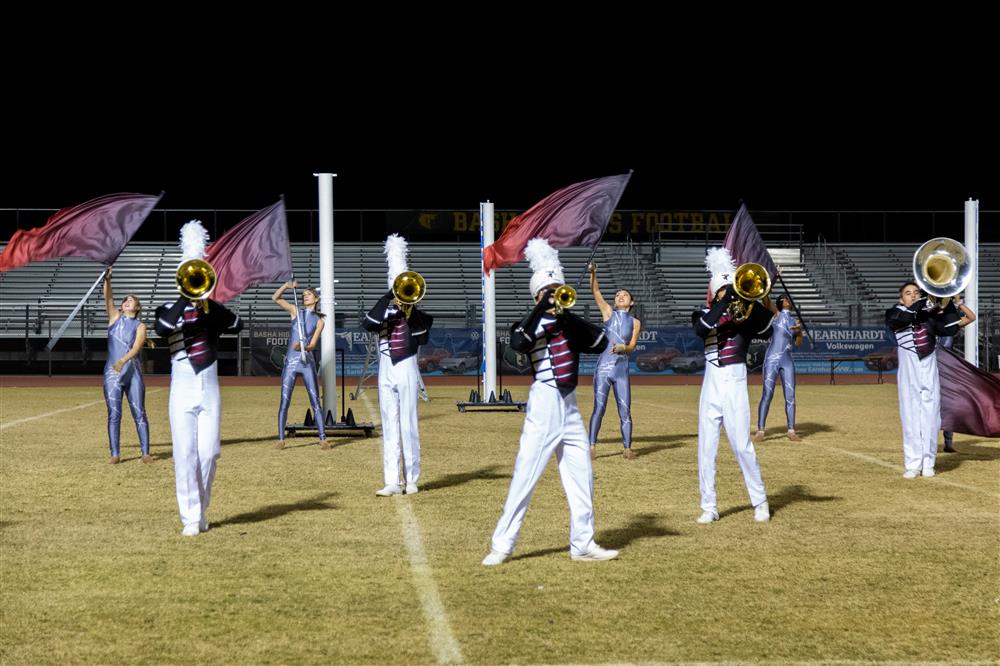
[1,383,998,664]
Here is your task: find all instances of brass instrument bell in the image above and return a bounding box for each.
[392,270,425,317]
[913,237,971,306]
[176,259,216,312]
[728,262,771,322]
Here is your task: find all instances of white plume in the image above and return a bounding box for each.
[384,233,409,289]
[524,238,560,272]
[705,246,736,276]
[525,237,565,297]
[180,220,209,262]
[706,246,737,295]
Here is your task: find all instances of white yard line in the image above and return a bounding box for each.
[0,388,165,431]
[630,397,999,498]
[395,500,465,664]
[360,391,465,664]
[818,444,1000,499]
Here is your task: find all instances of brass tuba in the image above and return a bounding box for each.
[913,237,971,306]
[176,258,216,312]
[728,262,771,322]
[392,270,425,317]
[553,284,576,313]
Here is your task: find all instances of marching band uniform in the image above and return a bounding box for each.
[155,221,243,536]
[885,288,960,477]
[756,304,800,439]
[364,235,432,496]
[277,306,326,445]
[103,313,150,461]
[483,238,617,566]
[694,248,773,524]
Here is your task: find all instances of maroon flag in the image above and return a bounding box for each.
[939,347,1000,437]
[0,193,161,272]
[205,199,292,303]
[483,172,631,273]
[723,202,779,277]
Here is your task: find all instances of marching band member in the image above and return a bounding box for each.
[363,234,433,497]
[754,293,803,443]
[482,238,618,566]
[272,280,327,450]
[885,281,960,477]
[587,262,641,459]
[155,221,243,536]
[102,267,151,464]
[693,248,774,524]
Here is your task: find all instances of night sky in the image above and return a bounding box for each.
[2,92,997,220]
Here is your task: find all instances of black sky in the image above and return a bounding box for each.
[3,75,998,215]
[4,133,995,215]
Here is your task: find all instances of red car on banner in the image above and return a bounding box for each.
[635,348,680,372]
[417,347,451,372]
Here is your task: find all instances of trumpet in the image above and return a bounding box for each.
[552,284,576,314]
[392,270,425,318]
[913,237,971,307]
[728,262,771,322]
[176,259,216,312]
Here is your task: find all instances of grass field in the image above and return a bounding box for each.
[1,381,998,665]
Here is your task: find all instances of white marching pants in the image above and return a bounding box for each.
[896,349,940,473]
[490,383,596,557]
[698,362,767,512]
[169,359,221,529]
[378,355,421,486]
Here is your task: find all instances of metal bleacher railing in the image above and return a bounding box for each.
[3,240,997,337]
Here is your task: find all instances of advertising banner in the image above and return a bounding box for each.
[250,325,897,377]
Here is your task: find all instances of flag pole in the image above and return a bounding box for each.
[775,272,815,349]
[43,191,164,352]
[574,169,633,289]
[45,269,107,351]
[290,272,307,363]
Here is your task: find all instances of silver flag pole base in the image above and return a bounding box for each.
[456,389,526,413]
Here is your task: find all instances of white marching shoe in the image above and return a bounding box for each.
[375,484,403,497]
[922,468,935,478]
[181,523,200,537]
[199,518,210,532]
[696,510,720,524]
[481,550,510,566]
[902,469,921,479]
[754,501,771,523]
[405,483,419,495]
[571,544,619,561]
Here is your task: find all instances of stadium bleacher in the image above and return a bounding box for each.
[2,241,997,339]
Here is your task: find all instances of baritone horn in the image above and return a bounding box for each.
[553,284,576,313]
[913,237,971,306]
[729,262,771,322]
[176,259,216,312]
[392,270,425,317]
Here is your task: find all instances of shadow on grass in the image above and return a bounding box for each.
[221,435,286,447]
[595,433,693,446]
[719,484,841,519]
[593,434,692,460]
[594,441,686,461]
[934,440,1000,473]
[419,465,509,492]
[597,513,681,549]
[512,513,679,562]
[214,492,339,528]
[774,421,837,438]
